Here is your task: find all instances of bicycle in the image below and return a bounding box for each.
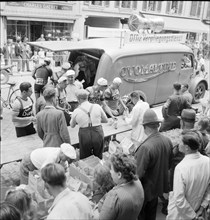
[1,82,21,109]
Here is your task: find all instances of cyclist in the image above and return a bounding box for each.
[32,57,53,100]
[11,82,36,138]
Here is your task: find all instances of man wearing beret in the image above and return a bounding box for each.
[36,87,71,147]
[135,109,173,220]
[70,89,108,159]
[20,143,76,184]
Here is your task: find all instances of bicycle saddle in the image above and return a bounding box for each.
[7,82,16,86]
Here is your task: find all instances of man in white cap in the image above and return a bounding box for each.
[32,57,53,100]
[20,143,76,184]
[70,89,108,159]
[135,109,173,220]
[52,62,71,85]
[86,77,115,119]
[36,87,71,147]
[104,77,127,116]
[66,69,83,111]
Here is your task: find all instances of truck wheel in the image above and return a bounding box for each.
[193,82,206,103]
[0,70,9,85]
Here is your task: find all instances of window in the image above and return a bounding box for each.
[91,1,102,6]
[190,1,202,17]
[7,20,30,42]
[114,1,136,9]
[84,1,109,7]
[142,1,162,12]
[166,1,183,15]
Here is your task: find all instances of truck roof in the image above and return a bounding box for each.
[28,38,193,59]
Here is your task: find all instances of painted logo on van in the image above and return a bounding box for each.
[119,61,176,83]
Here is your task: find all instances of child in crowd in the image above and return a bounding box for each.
[30,51,39,68]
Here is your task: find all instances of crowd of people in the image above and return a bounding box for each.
[0,34,69,73]
[0,37,210,220]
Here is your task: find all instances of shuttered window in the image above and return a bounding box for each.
[166,1,171,14]
[157,1,162,12]
[142,1,147,11]
[178,1,183,14]
[132,1,137,9]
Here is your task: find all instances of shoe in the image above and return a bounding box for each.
[0,116,3,120]
[27,69,31,72]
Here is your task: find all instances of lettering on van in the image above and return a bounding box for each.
[119,61,176,83]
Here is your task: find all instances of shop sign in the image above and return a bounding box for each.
[119,61,177,83]
[7,2,73,11]
[124,33,187,44]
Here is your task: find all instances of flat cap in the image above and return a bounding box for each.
[58,76,67,84]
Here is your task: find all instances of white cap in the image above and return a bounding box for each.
[113,77,122,85]
[97,78,108,86]
[44,57,51,63]
[62,62,70,70]
[66,70,75,76]
[58,76,67,84]
[60,143,76,159]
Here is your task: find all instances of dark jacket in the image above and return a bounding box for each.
[135,132,173,202]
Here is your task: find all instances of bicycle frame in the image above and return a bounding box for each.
[1,85,16,108]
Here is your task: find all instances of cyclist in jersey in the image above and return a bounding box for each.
[32,57,53,100]
[12,82,36,137]
[52,62,71,85]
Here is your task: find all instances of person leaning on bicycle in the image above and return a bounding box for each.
[32,57,53,100]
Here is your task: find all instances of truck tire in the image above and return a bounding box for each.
[193,82,206,103]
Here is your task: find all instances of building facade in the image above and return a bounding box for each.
[0,1,209,48]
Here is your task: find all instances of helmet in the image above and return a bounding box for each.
[44,57,51,65]
[62,62,71,70]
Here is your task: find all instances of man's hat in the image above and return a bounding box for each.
[97,78,108,86]
[60,143,76,159]
[181,109,196,122]
[58,76,67,84]
[66,70,75,76]
[62,62,70,70]
[142,109,162,125]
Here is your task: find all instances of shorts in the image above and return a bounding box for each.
[34,84,45,94]
[15,123,36,138]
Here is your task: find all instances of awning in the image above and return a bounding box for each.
[7,16,74,23]
[144,14,210,33]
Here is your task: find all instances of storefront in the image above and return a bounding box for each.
[0,1,79,46]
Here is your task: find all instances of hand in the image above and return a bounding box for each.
[30,116,36,123]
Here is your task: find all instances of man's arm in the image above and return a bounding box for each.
[135,145,150,179]
[36,115,44,140]
[58,112,71,144]
[173,166,197,219]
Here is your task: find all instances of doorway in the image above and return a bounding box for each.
[30,24,43,41]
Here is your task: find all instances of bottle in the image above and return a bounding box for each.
[113,118,118,129]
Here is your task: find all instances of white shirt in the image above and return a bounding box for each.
[30,147,62,169]
[66,81,83,102]
[167,152,210,220]
[125,100,149,144]
[47,188,93,220]
[70,101,108,128]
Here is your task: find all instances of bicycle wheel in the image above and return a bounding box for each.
[9,88,21,109]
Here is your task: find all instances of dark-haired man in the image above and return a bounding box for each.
[167,131,210,220]
[36,87,70,147]
[181,83,193,105]
[41,163,93,220]
[159,83,191,132]
[12,82,36,137]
